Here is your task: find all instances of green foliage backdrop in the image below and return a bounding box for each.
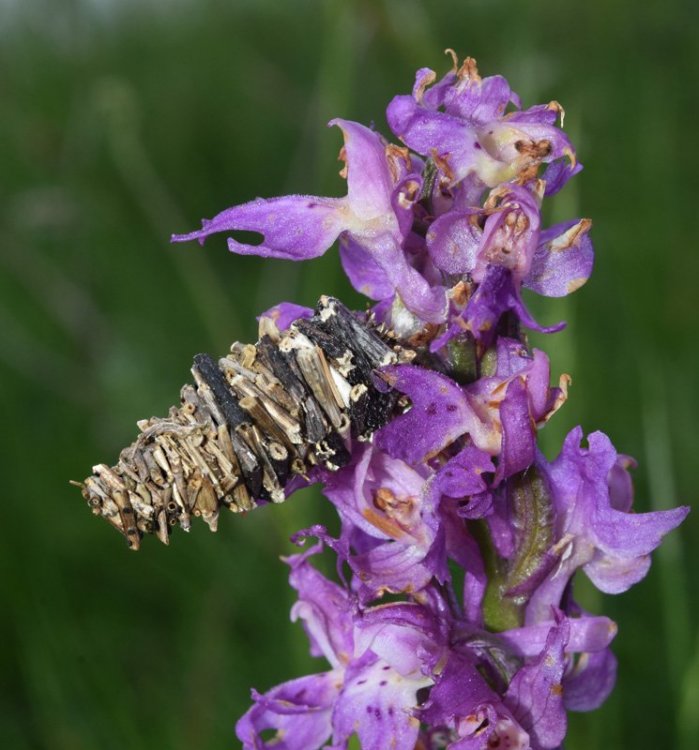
[1,1,697,748]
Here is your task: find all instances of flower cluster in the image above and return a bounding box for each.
[174,54,688,750]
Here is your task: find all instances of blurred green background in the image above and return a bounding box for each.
[1,0,698,747]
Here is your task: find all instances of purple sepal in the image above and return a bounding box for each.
[443,72,517,123]
[524,219,594,298]
[455,491,493,520]
[541,158,583,196]
[419,651,499,725]
[365,232,448,324]
[376,365,475,465]
[350,539,443,601]
[563,648,618,712]
[235,671,340,750]
[339,234,396,301]
[608,454,636,512]
[499,615,617,659]
[387,95,479,184]
[410,63,519,121]
[171,193,348,259]
[426,207,482,275]
[495,376,536,485]
[286,542,354,668]
[329,118,395,218]
[503,621,569,749]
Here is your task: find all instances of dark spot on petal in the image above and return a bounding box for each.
[426,403,437,416]
[474,141,482,150]
[382,665,391,671]
[374,708,382,718]
[366,705,373,713]
[388,706,395,716]
[357,679,367,685]
[379,680,388,686]
[446,403,458,413]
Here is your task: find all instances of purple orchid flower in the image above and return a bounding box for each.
[422,609,618,750]
[172,119,447,324]
[427,183,594,296]
[161,53,690,750]
[237,541,436,750]
[387,55,577,197]
[525,428,689,624]
[322,445,447,602]
[426,183,594,346]
[376,342,568,483]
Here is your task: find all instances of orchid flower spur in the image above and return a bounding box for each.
[78,51,689,750]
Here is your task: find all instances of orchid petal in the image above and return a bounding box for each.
[339,234,395,301]
[525,219,594,297]
[332,654,427,750]
[432,446,495,499]
[563,648,618,712]
[426,208,482,274]
[172,194,349,260]
[286,543,354,668]
[329,119,394,219]
[500,616,617,658]
[367,233,448,323]
[376,365,476,465]
[445,74,516,123]
[257,301,313,332]
[504,621,569,749]
[236,671,340,750]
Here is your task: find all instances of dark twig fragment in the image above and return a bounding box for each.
[74,298,414,548]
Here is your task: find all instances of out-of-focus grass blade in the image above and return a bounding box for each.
[679,631,699,749]
[641,361,692,746]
